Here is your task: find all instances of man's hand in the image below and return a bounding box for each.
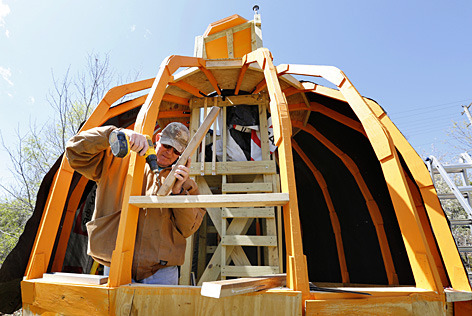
[172,158,191,194]
[122,129,149,156]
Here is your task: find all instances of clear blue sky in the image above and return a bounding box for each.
[1,0,471,188]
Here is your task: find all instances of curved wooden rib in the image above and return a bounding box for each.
[363,99,472,291]
[292,121,398,285]
[243,48,309,298]
[292,140,349,283]
[50,176,90,272]
[289,102,366,136]
[283,64,443,293]
[298,83,469,292]
[108,55,206,287]
[25,77,157,280]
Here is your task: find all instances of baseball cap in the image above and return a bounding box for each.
[159,122,190,154]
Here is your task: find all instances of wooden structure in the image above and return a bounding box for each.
[14,11,472,316]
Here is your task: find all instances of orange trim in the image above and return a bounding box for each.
[244,48,310,299]
[292,120,398,285]
[282,86,300,97]
[282,64,444,293]
[108,55,206,287]
[169,81,205,97]
[51,176,89,272]
[162,94,190,106]
[289,102,366,136]
[199,67,221,95]
[158,111,191,119]
[234,63,249,95]
[292,140,349,283]
[403,169,449,286]
[252,79,267,94]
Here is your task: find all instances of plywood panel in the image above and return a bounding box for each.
[306,294,445,316]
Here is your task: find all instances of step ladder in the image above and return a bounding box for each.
[426,154,472,280]
[180,94,283,284]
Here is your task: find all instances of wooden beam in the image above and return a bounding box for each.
[162,94,190,106]
[42,272,108,285]
[201,274,286,298]
[221,235,277,247]
[222,207,275,218]
[169,80,206,97]
[129,193,290,208]
[222,182,273,193]
[252,79,267,94]
[234,63,249,95]
[157,111,190,119]
[199,67,221,95]
[189,94,264,109]
[222,266,280,277]
[157,106,220,195]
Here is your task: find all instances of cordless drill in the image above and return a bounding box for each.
[109,130,159,174]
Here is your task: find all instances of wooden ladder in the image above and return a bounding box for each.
[180,94,283,284]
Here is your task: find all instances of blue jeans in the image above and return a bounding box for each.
[103,265,179,285]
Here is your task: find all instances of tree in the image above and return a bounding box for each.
[0,53,140,264]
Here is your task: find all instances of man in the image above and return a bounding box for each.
[65,122,205,285]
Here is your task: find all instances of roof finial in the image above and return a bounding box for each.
[253,5,260,14]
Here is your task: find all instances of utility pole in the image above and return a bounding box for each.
[461,102,472,127]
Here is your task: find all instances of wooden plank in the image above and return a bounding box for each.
[203,20,252,43]
[222,266,280,277]
[42,272,108,285]
[222,207,275,218]
[190,94,264,108]
[222,182,273,193]
[129,193,290,208]
[221,235,277,247]
[157,106,220,195]
[445,288,472,302]
[305,293,444,316]
[190,160,276,176]
[201,274,286,298]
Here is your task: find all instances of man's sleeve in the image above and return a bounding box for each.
[172,180,206,238]
[65,126,118,182]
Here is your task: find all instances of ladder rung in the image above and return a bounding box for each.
[438,193,468,199]
[221,235,277,247]
[222,207,274,218]
[129,193,289,208]
[222,183,273,193]
[221,265,279,277]
[189,160,276,176]
[450,219,472,225]
[458,246,472,252]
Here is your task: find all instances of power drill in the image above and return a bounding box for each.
[109,130,159,174]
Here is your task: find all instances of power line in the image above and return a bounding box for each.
[387,98,472,116]
[389,103,462,120]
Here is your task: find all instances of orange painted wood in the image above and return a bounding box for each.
[364,98,472,292]
[284,64,444,293]
[252,79,267,94]
[234,63,249,95]
[162,93,190,106]
[51,176,89,272]
[108,55,206,287]
[403,170,449,286]
[288,102,366,136]
[169,80,205,97]
[25,75,155,281]
[292,140,349,283]
[292,121,398,285]
[243,48,310,300]
[199,67,221,95]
